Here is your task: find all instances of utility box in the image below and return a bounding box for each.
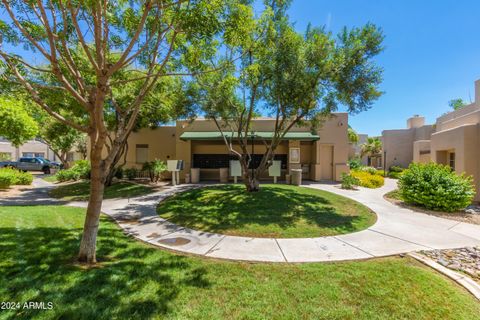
[230,160,242,177]
[230,160,242,183]
[167,160,184,171]
[268,160,281,183]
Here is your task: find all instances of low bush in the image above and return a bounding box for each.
[0,168,33,188]
[124,167,138,180]
[114,167,124,179]
[388,171,403,179]
[55,160,91,182]
[356,166,378,175]
[375,169,386,177]
[142,159,167,183]
[388,165,405,179]
[348,158,362,170]
[389,165,404,172]
[0,169,15,188]
[341,173,360,190]
[14,170,33,185]
[398,163,475,212]
[351,170,385,188]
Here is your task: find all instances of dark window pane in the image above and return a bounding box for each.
[192,154,287,169]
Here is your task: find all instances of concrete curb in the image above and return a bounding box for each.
[408,252,480,300]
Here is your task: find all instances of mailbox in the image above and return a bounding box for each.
[167,160,183,172]
[229,160,242,177]
[268,160,281,177]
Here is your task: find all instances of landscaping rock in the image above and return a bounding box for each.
[465,205,480,215]
[420,247,480,283]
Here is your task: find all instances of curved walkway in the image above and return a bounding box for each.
[3,178,480,263]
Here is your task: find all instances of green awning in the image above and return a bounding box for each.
[179,131,320,141]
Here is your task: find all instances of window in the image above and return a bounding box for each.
[192,154,287,169]
[136,144,149,164]
[449,152,455,170]
[22,152,45,158]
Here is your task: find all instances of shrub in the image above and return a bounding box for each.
[351,170,385,188]
[55,160,91,182]
[0,168,33,188]
[124,167,138,180]
[341,173,360,190]
[398,163,475,212]
[348,158,362,170]
[14,170,33,185]
[114,167,124,179]
[389,165,404,172]
[0,168,16,189]
[388,165,405,179]
[142,159,167,183]
[375,169,386,177]
[388,171,403,179]
[356,166,378,175]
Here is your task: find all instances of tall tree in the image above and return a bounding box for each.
[198,2,384,191]
[0,96,38,146]
[0,0,242,263]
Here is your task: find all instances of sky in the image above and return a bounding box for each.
[3,1,480,136]
[283,0,480,136]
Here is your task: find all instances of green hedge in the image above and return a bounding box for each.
[0,168,33,189]
[398,163,475,212]
[55,160,91,182]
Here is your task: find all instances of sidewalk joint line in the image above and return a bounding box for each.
[333,237,375,257]
[274,239,288,262]
[368,229,434,249]
[205,235,226,256]
[447,221,462,230]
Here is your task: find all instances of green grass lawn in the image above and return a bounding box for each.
[0,206,479,319]
[49,181,153,201]
[157,184,377,238]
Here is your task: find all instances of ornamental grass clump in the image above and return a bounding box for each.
[398,162,475,212]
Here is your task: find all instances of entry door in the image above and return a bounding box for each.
[320,145,333,180]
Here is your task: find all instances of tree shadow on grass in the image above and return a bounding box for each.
[0,216,210,320]
[156,185,373,236]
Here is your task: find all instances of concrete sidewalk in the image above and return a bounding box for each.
[6,178,480,262]
[69,178,480,263]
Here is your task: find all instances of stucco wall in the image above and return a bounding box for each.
[0,139,56,161]
[431,124,480,201]
[120,114,350,182]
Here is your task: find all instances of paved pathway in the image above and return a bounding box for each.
[3,178,480,263]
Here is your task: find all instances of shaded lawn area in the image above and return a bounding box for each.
[49,181,153,201]
[157,184,377,238]
[1,206,479,319]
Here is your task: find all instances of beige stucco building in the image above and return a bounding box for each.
[121,114,351,182]
[382,79,480,201]
[0,137,84,164]
[0,137,57,161]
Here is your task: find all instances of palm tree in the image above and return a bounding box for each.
[360,137,382,166]
[347,126,359,144]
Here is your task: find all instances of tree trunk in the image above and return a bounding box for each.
[245,175,260,192]
[77,156,105,264]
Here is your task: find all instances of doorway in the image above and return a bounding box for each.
[320,145,333,180]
